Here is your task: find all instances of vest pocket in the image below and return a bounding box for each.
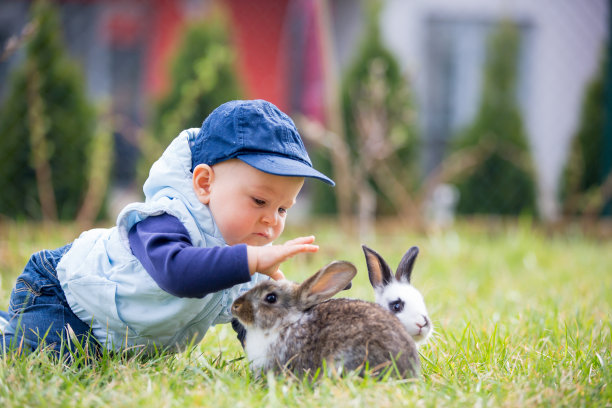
[65,277,121,339]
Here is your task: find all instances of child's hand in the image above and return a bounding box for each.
[247,236,319,280]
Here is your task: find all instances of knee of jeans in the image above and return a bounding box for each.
[9,280,39,315]
[10,258,64,314]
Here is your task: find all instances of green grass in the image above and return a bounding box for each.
[0,219,610,407]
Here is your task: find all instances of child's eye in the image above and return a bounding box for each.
[252,198,265,206]
[278,207,287,215]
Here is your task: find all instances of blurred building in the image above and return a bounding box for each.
[380,0,609,220]
[0,0,608,220]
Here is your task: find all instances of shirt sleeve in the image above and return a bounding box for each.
[127,213,252,298]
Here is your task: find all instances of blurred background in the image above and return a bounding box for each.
[0,0,610,237]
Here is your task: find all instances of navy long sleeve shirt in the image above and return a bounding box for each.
[127,213,251,298]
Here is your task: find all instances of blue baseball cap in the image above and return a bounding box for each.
[190,99,334,186]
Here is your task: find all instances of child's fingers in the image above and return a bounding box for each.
[251,242,319,277]
[300,244,319,253]
[284,235,316,246]
[269,269,285,281]
[267,244,318,269]
[282,244,318,258]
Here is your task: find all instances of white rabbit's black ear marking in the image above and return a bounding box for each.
[363,245,393,288]
[396,246,419,283]
[298,261,357,309]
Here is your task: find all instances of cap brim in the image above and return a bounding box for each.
[237,154,335,186]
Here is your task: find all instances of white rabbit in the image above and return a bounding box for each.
[363,245,433,345]
[231,260,420,378]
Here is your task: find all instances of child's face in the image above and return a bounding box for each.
[193,159,304,246]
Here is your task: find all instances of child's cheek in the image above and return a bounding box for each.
[273,221,285,239]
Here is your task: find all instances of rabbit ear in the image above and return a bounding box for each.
[396,246,419,283]
[298,261,357,309]
[363,245,393,288]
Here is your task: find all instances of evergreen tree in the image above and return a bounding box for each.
[561,46,610,216]
[450,21,536,215]
[144,10,242,178]
[0,0,96,220]
[312,0,419,215]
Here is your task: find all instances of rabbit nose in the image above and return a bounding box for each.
[416,315,430,329]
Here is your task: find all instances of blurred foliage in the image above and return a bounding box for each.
[449,21,536,216]
[142,8,243,182]
[0,0,97,221]
[75,106,113,226]
[311,0,419,215]
[561,45,611,217]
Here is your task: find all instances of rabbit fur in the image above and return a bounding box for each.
[231,260,420,378]
[363,245,433,345]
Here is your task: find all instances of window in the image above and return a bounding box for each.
[423,15,533,174]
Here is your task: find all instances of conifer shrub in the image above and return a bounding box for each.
[0,0,96,220]
[144,10,243,180]
[449,21,536,216]
[311,0,419,216]
[561,47,611,217]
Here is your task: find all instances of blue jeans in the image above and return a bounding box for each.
[1,244,100,357]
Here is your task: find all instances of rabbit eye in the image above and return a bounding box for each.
[389,299,404,313]
[265,293,277,304]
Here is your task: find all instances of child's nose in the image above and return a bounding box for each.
[262,210,279,226]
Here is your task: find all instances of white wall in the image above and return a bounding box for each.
[381,0,608,220]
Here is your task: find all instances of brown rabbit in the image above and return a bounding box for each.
[231,260,420,378]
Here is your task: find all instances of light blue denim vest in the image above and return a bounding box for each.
[57,129,266,352]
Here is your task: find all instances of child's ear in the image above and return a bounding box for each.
[192,164,214,204]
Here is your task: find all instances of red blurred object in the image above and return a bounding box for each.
[144,0,183,98]
[226,0,290,111]
[106,13,143,47]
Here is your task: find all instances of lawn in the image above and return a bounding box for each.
[0,219,610,407]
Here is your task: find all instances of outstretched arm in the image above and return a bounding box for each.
[129,214,319,298]
[129,213,252,298]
